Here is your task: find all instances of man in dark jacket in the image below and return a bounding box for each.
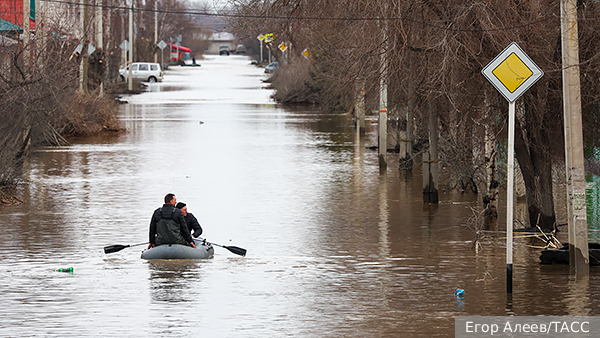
[148,193,196,249]
[176,202,203,238]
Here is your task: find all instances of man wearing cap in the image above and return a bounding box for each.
[148,193,196,249]
[176,202,203,238]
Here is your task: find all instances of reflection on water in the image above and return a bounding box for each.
[1,56,599,337]
[148,260,205,303]
[148,85,188,93]
[565,275,592,316]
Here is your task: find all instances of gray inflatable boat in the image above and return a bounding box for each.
[141,238,214,260]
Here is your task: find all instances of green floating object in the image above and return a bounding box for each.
[56,267,73,273]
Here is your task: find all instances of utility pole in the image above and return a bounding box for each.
[120,4,126,69]
[96,0,103,94]
[23,0,30,67]
[128,0,133,91]
[39,0,47,60]
[561,0,589,273]
[80,0,89,93]
[154,0,158,63]
[378,19,388,170]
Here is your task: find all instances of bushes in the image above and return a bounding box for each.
[58,93,124,137]
[270,60,353,112]
[0,40,123,196]
[270,62,318,104]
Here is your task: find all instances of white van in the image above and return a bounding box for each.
[119,62,163,82]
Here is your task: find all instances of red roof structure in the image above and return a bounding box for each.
[167,43,191,53]
[0,0,35,31]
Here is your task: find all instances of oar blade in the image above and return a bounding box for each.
[103,244,130,254]
[223,245,247,257]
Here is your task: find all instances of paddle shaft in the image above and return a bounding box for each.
[104,242,148,254]
[208,242,247,257]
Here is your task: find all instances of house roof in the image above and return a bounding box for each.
[209,32,235,42]
[0,18,20,31]
[167,43,192,52]
[0,33,18,46]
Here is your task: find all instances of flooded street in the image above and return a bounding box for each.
[1,55,599,337]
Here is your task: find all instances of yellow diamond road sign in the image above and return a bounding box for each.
[302,48,311,59]
[279,42,287,52]
[482,42,543,103]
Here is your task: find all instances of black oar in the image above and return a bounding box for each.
[207,242,247,257]
[104,242,148,254]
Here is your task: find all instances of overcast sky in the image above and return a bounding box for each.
[189,0,231,11]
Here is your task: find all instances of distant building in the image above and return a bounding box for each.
[206,32,234,54]
[0,0,36,38]
[1,0,80,40]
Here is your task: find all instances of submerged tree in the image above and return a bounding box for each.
[228,0,600,229]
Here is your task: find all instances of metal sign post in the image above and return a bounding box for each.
[278,42,287,64]
[119,40,129,69]
[482,42,543,294]
[265,34,273,63]
[157,40,167,68]
[257,35,264,63]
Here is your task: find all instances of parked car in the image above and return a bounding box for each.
[219,45,230,56]
[236,45,246,54]
[264,62,279,73]
[119,62,163,82]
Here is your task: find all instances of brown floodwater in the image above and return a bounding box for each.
[1,55,599,337]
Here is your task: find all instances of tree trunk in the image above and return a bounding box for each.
[483,91,498,219]
[400,52,415,170]
[354,78,366,133]
[513,110,556,230]
[423,99,439,204]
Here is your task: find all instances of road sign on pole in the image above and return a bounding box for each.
[257,35,264,62]
[119,40,129,51]
[481,42,543,103]
[302,48,311,59]
[482,42,543,295]
[157,40,167,50]
[75,43,95,56]
[278,42,287,52]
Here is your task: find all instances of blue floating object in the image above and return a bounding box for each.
[454,288,465,298]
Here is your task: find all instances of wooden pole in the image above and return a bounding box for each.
[154,0,158,63]
[128,1,133,91]
[97,0,103,94]
[378,20,388,169]
[80,0,89,93]
[40,0,47,60]
[23,0,30,67]
[561,0,589,274]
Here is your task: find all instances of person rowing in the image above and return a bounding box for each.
[176,202,203,238]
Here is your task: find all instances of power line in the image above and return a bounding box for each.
[42,0,555,32]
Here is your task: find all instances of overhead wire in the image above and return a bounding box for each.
[41,0,556,32]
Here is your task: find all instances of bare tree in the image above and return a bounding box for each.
[227,0,600,229]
